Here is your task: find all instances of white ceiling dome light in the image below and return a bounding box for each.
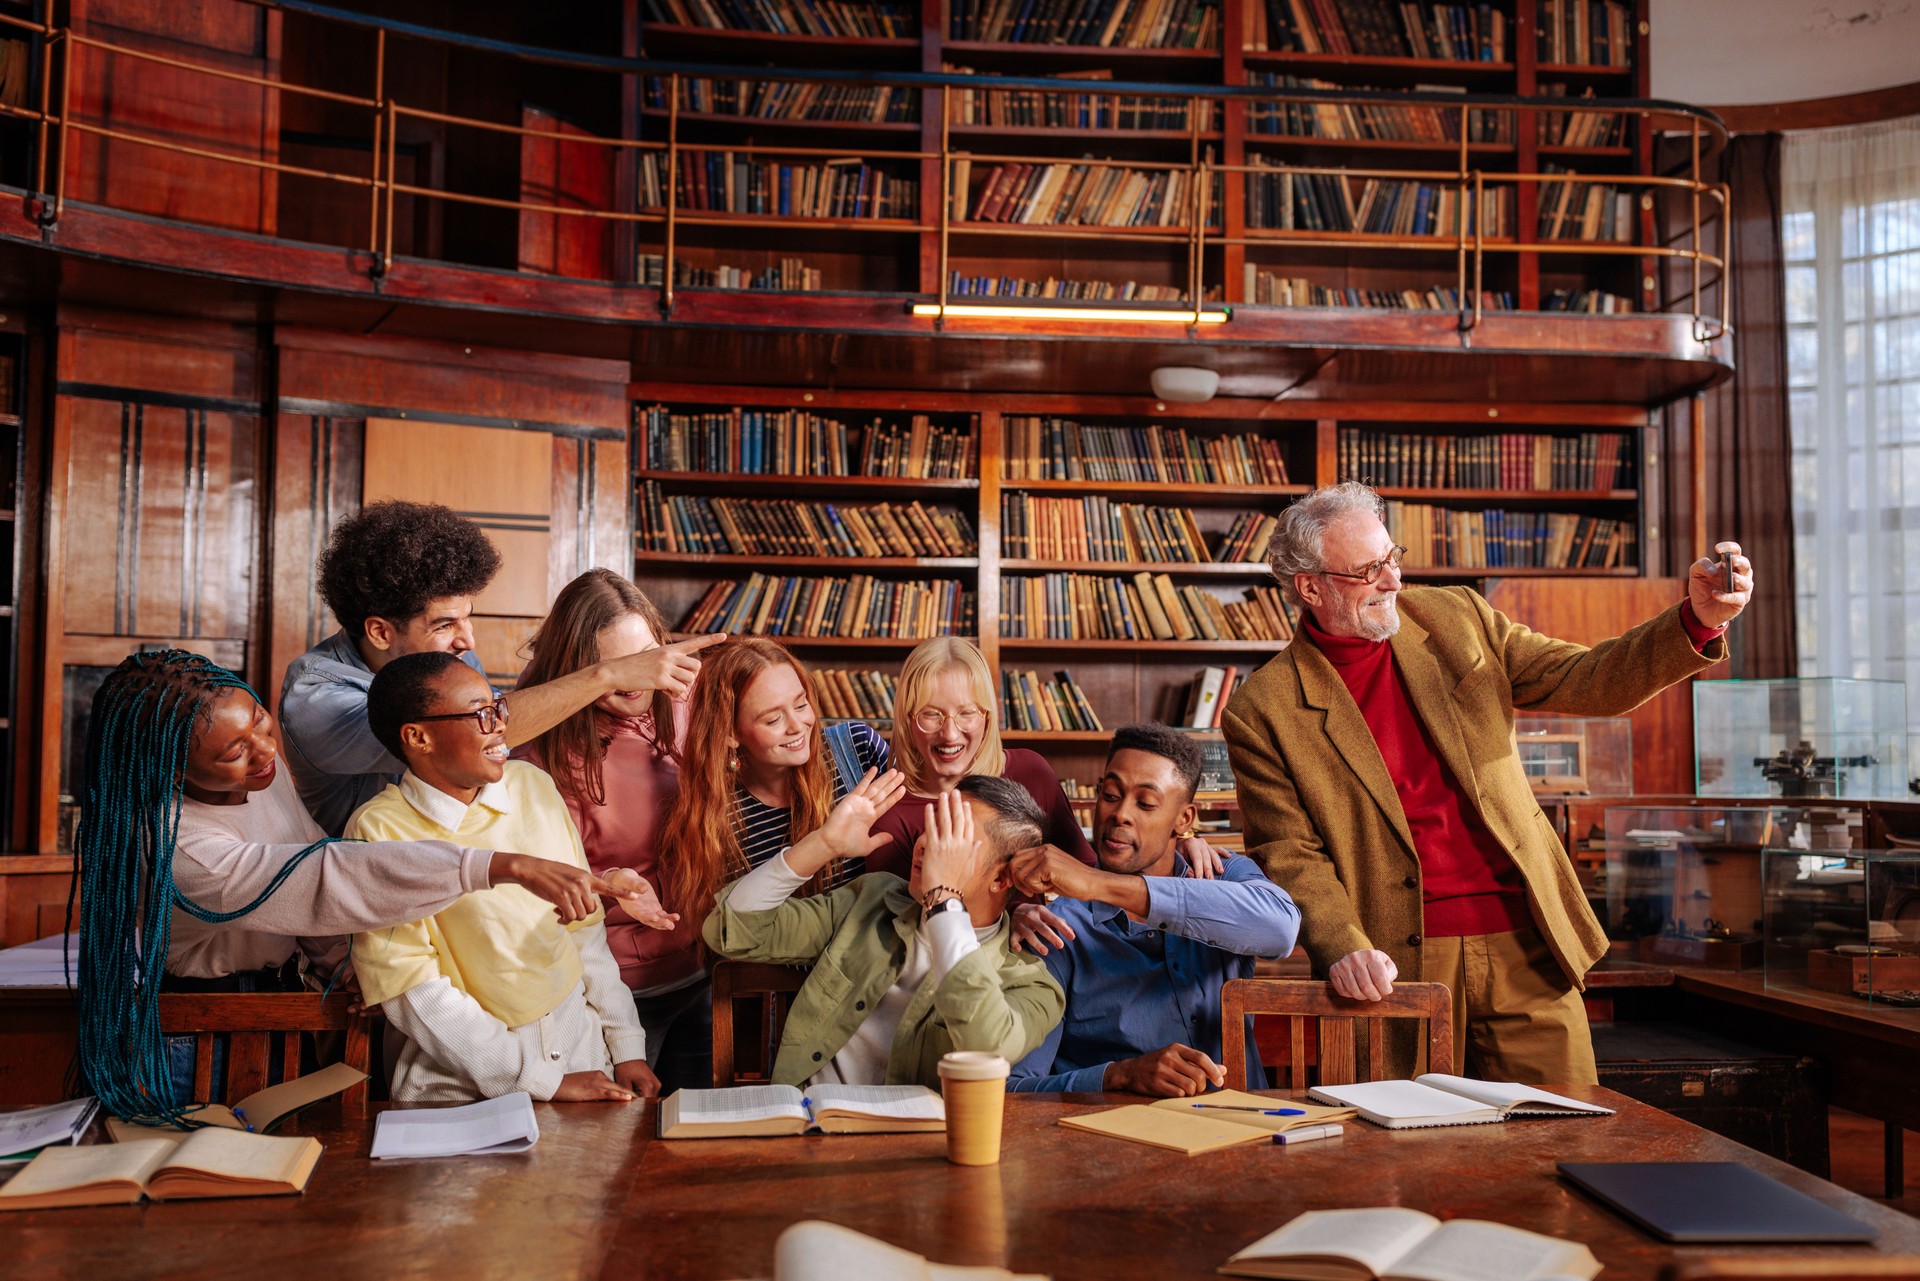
[1149,365,1220,403]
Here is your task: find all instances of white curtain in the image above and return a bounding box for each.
[1783,116,1920,743]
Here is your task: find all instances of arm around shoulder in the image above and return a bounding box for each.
[700,861,860,966]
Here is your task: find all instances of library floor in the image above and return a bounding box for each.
[1831,1109,1920,1217]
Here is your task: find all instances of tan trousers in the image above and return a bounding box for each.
[1422,928,1598,1086]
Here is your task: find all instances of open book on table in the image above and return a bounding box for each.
[1059,1090,1356,1156]
[0,1128,321,1210]
[659,1084,945,1139]
[1307,1076,1614,1130]
[1219,1207,1601,1281]
[775,1220,1047,1281]
[105,1062,367,1143]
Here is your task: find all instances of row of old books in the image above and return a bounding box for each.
[644,77,917,123]
[946,272,1192,301]
[946,68,1216,131]
[1252,0,1509,61]
[1538,169,1633,240]
[815,669,898,721]
[1180,664,1248,728]
[1002,670,1104,732]
[1338,429,1633,491]
[1384,501,1637,569]
[1245,271,1516,310]
[1001,572,1296,642]
[637,254,823,291]
[636,486,978,558]
[679,574,977,638]
[637,406,978,479]
[1001,494,1279,564]
[1004,495,1200,563]
[641,0,916,37]
[1536,87,1625,147]
[1246,166,1516,236]
[638,152,918,221]
[1536,0,1631,65]
[1247,73,1512,143]
[955,160,1224,228]
[949,0,1222,48]
[1003,417,1292,485]
[1542,287,1631,313]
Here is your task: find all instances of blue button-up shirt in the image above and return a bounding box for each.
[1008,853,1301,1093]
[278,630,490,836]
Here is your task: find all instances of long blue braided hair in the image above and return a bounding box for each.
[77,649,334,1126]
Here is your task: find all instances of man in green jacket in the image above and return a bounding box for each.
[704,772,1065,1089]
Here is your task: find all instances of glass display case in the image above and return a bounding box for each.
[1601,805,1866,969]
[1694,678,1908,799]
[1515,715,1633,797]
[1763,848,1920,1008]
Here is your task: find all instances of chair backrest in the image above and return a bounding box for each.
[158,992,370,1115]
[709,961,809,1087]
[1220,978,1453,1091]
[1664,1261,1920,1280]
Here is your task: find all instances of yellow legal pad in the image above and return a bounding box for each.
[1059,1090,1355,1156]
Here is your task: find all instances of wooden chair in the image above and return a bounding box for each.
[158,992,371,1115]
[1664,1261,1920,1280]
[709,961,809,1087]
[1220,978,1453,1091]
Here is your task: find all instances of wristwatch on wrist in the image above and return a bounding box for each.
[920,887,966,920]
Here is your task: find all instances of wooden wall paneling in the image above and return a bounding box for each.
[41,311,264,852]
[65,0,283,234]
[547,433,630,600]
[1484,575,1718,797]
[0,856,78,947]
[265,411,363,702]
[518,106,614,282]
[976,408,1003,675]
[362,417,554,684]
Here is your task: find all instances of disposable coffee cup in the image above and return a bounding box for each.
[936,1051,1009,1166]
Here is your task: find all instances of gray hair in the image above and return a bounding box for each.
[1264,481,1387,606]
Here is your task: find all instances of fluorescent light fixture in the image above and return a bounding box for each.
[909,302,1229,325]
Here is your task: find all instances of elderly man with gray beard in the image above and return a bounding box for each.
[1222,482,1751,1083]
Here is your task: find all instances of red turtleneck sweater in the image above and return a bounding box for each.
[1303,601,1726,938]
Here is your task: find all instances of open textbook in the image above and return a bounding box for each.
[0,1128,321,1210]
[660,1085,946,1139]
[1307,1076,1614,1130]
[1059,1090,1355,1156]
[1219,1208,1601,1281]
[105,1062,368,1143]
[775,1220,1047,1281]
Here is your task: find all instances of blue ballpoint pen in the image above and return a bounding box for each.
[1190,1103,1306,1116]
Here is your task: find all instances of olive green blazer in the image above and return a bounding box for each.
[703,872,1064,1088]
[1223,586,1725,993]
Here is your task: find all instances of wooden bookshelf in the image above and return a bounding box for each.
[626,0,1678,313]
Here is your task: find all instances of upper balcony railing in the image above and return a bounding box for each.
[0,1,1729,340]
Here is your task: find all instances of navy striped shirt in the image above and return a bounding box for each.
[731,720,890,888]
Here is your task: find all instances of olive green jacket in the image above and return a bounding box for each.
[1224,586,1726,995]
[703,872,1065,1088]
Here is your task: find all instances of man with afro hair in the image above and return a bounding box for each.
[281,500,722,834]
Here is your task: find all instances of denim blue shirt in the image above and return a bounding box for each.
[278,630,489,836]
[1008,854,1301,1093]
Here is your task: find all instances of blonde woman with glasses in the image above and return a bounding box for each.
[865,638,1096,880]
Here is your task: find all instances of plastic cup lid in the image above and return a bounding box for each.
[937,1051,1010,1081]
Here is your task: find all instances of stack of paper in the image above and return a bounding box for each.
[369,1093,540,1159]
[0,934,77,987]
[0,1098,99,1162]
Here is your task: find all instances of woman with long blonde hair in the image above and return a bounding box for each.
[660,637,890,942]
[863,637,1095,876]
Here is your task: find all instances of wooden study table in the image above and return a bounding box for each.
[6,1087,1919,1280]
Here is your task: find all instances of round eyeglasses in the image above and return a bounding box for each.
[912,707,987,734]
[1318,545,1407,585]
[412,698,509,734]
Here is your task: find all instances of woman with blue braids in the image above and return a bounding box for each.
[78,649,647,1125]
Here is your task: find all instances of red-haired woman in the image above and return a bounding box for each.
[659,637,890,950]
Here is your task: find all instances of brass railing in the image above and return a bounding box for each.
[0,4,1730,338]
